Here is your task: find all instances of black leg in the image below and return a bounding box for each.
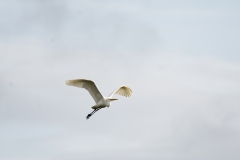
[86,109,96,119]
[86,108,101,120]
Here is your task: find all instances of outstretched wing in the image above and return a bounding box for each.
[66,79,103,103]
[109,86,132,98]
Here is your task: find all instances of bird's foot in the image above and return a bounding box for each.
[86,114,92,120]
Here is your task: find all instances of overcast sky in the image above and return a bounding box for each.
[1,0,240,160]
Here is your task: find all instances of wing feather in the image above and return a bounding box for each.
[109,86,132,98]
[66,79,103,103]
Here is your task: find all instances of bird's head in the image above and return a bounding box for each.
[110,98,118,101]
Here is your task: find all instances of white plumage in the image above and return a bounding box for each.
[65,79,132,119]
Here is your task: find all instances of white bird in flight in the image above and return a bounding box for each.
[65,79,132,119]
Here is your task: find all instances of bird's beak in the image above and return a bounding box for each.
[110,98,118,101]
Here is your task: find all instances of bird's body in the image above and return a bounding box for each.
[65,79,132,119]
[92,97,114,109]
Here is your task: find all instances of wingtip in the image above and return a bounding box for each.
[65,80,70,85]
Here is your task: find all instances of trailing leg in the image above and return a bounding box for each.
[86,108,101,119]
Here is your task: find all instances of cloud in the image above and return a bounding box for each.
[1,0,240,159]
[1,41,240,159]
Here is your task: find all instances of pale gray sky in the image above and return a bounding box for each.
[1,0,240,160]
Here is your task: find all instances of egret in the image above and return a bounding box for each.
[65,79,132,119]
